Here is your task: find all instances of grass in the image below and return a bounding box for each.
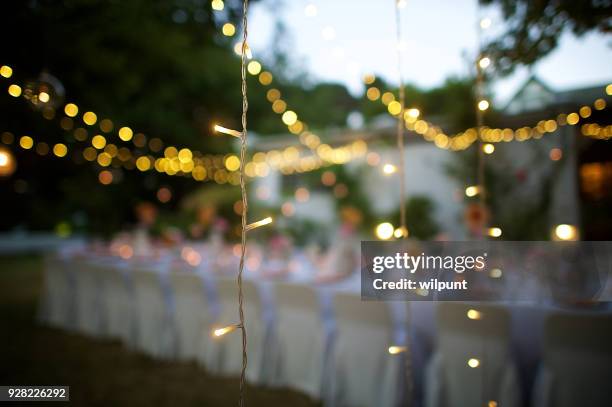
[0,255,319,407]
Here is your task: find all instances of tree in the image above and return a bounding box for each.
[481,0,611,75]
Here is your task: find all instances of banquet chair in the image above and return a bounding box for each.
[169,270,212,362]
[102,266,136,345]
[270,283,325,398]
[131,268,176,359]
[203,278,265,384]
[425,303,520,407]
[329,293,402,407]
[73,261,105,336]
[39,256,74,329]
[532,313,612,407]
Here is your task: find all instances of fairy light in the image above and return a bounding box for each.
[213,324,239,337]
[467,309,482,320]
[245,216,273,231]
[388,345,407,354]
[0,65,12,78]
[214,124,243,138]
[468,358,480,368]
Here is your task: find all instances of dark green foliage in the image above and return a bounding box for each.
[480,0,611,75]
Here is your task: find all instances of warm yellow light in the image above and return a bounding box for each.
[0,147,16,177]
[282,110,298,126]
[266,88,281,102]
[467,309,482,320]
[118,126,133,141]
[383,163,397,175]
[388,101,402,116]
[376,222,394,240]
[99,119,114,133]
[483,143,495,154]
[214,124,242,138]
[566,113,579,125]
[489,268,503,278]
[272,99,287,114]
[83,111,97,126]
[363,74,376,85]
[178,148,192,163]
[0,65,12,78]
[488,227,502,238]
[394,227,408,239]
[388,345,407,354]
[478,100,490,111]
[247,60,262,75]
[97,152,112,167]
[606,84,612,96]
[406,108,420,119]
[366,87,380,101]
[245,217,273,231]
[233,42,252,58]
[579,106,591,118]
[136,156,151,171]
[381,92,395,105]
[53,143,67,157]
[8,84,21,97]
[19,136,33,149]
[259,71,273,85]
[465,185,479,197]
[213,324,237,337]
[225,155,241,171]
[478,57,491,69]
[38,92,50,103]
[92,135,107,149]
[222,23,235,36]
[211,0,224,11]
[468,358,480,368]
[594,98,606,110]
[554,224,578,241]
[64,103,79,117]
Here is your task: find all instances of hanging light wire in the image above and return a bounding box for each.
[394,0,407,239]
[237,0,250,405]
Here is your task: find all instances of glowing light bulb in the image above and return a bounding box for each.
[479,57,491,69]
[465,185,479,197]
[383,164,397,175]
[213,324,237,337]
[478,100,490,111]
[388,345,407,354]
[245,217,273,231]
[468,358,480,368]
[375,222,394,240]
[214,124,242,138]
[554,224,578,241]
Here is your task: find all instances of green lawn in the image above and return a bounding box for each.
[0,255,318,407]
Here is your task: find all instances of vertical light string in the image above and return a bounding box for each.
[394,1,412,405]
[238,0,250,405]
[475,7,487,239]
[395,0,407,239]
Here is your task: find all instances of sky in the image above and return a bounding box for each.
[249,0,612,104]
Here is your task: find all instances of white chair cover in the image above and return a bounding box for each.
[270,282,325,398]
[532,313,612,407]
[329,293,401,407]
[425,303,520,407]
[73,261,104,336]
[204,278,265,384]
[39,256,74,329]
[169,271,212,362]
[131,268,175,359]
[101,266,136,345]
